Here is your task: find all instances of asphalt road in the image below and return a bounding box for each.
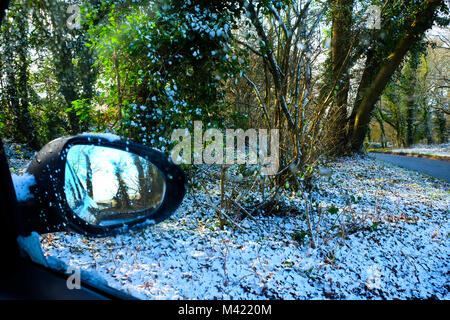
[368,153,450,183]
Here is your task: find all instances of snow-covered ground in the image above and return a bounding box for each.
[4,140,36,175]
[4,141,448,299]
[390,143,450,158]
[35,155,449,300]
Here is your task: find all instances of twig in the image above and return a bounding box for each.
[225,194,265,234]
[304,197,316,249]
[201,182,249,234]
[400,251,421,284]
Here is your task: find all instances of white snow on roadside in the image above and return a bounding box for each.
[391,143,450,158]
[40,155,449,300]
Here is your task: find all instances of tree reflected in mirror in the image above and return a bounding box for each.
[64,145,166,226]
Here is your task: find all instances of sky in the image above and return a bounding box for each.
[65,144,141,203]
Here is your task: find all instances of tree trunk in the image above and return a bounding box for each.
[5,12,40,150]
[45,0,82,134]
[375,105,387,148]
[349,0,444,151]
[433,110,447,144]
[327,0,354,153]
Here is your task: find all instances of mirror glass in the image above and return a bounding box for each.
[64,145,166,226]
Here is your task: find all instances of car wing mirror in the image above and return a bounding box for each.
[19,134,186,237]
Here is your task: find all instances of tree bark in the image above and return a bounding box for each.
[349,0,444,151]
[327,0,354,153]
[4,10,40,150]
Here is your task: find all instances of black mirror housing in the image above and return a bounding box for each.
[21,134,186,237]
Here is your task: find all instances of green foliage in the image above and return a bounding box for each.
[85,0,245,148]
[67,99,94,128]
[370,221,381,232]
[0,0,99,145]
[292,230,308,244]
[327,205,339,215]
[281,260,294,270]
[0,0,445,159]
[378,44,447,147]
[0,0,40,149]
[350,195,362,204]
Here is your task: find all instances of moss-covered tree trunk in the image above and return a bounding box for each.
[3,8,40,150]
[327,0,354,153]
[349,0,444,151]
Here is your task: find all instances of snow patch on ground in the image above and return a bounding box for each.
[40,155,449,300]
[4,140,34,175]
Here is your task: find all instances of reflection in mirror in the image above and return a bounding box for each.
[64,145,166,226]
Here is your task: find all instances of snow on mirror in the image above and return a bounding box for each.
[64,145,166,226]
